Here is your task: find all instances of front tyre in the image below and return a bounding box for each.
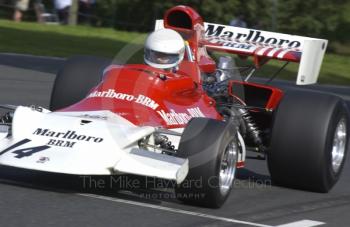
[268,90,349,192]
[50,56,111,111]
[175,118,238,208]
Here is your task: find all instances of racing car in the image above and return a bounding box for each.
[0,5,349,208]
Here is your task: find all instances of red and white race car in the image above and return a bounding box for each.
[0,5,349,208]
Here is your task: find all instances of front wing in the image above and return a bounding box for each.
[0,107,188,183]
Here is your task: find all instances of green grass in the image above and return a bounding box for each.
[0,19,146,60]
[0,19,349,85]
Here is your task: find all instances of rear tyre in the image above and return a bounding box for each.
[268,90,349,192]
[50,56,111,111]
[175,118,238,208]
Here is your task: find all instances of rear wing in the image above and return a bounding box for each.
[155,20,328,85]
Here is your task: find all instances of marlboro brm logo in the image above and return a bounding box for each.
[33,128,104,143]
[205,23,302,48]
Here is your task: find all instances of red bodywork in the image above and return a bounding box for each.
[61,5,283,129]
[62,64,221,128]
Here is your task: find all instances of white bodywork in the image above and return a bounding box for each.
[0,106,188,183]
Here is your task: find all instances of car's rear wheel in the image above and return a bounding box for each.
[50,56,111,111]
[175,118,238,208]
[268,90,349,192]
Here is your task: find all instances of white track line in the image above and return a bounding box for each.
[77,193,325,227]
[276,220,325,227]
[78,193,271,227]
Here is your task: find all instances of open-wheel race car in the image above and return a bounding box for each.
[0,5,349,208]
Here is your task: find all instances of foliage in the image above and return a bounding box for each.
[0,0,348,43]
[91,0,349,43]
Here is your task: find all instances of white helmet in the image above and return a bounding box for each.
[144,29,185,69]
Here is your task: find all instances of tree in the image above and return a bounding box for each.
[91,0,348,41]
[69,0,79,26]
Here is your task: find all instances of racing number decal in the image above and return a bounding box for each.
[12,145,50,159]
[0,139,50,159]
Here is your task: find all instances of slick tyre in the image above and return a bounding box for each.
[268,90,349,192]
[50,56,111,111]
[175,118,239,208]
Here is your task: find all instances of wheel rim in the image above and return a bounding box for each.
[331,117,347,174]
[219,139,238,196]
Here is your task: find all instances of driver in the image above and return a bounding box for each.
[144,28,185,71]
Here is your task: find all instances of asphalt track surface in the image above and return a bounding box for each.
[0,53,350,227]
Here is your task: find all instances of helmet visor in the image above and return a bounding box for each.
[145,48,180,66]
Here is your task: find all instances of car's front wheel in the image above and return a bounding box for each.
[175,118,239,208]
